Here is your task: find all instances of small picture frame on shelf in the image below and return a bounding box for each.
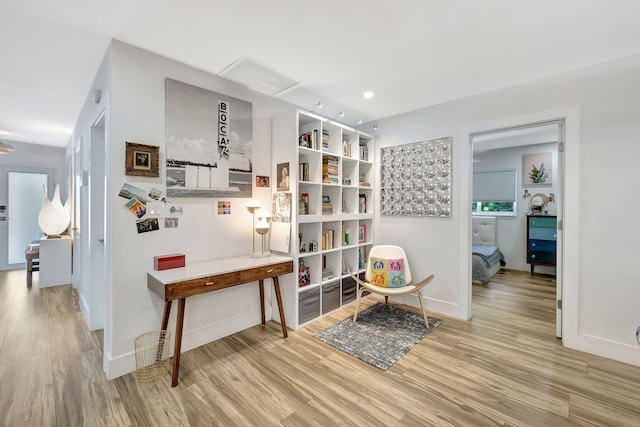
[358,224,366,243]
[298,266,311,287]
[125,142,160,177]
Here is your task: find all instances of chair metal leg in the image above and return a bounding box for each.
[384,295,388,304]
[416,291,429,329]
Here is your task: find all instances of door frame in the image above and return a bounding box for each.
[460,106,581,348]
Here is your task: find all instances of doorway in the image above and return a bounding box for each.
[471,121,564,338]
[1,167,55,270]
[88,111,106,331]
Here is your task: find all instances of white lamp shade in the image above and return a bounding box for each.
[255,218,270,233]
[246,199,261,213]
[256,208,272,221]
[38,184,71,236]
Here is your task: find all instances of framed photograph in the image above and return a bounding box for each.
[358,224,366,243]
[298,266,311,287]
[276,162,290,192]
[256,175,270,188]
[125,142,160,177]
[524,152,553,185]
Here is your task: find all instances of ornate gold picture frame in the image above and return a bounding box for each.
[125,142,160,177]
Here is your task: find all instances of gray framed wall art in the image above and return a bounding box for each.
[380,137,452,217]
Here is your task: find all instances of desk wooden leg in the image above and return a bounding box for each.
[161,301,172,331]
[259,279,266,325]
[171,298,186,388]
[273,276,288,338]
[156,301,172,364]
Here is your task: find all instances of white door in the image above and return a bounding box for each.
[4,168,53,269]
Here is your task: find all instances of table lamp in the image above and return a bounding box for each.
[252,208,272,257]
[246,199,262,254]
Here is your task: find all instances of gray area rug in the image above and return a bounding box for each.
[314,302,442,370]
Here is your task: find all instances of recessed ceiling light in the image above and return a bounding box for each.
[363,91,374,99]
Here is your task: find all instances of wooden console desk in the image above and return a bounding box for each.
[147,254,293,387]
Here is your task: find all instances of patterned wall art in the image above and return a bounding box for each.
[380,137,452,217]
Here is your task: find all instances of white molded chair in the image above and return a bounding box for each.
[348,245,435,328]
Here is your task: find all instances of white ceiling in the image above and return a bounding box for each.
[2,0,640,147]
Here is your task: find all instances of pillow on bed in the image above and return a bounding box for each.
[370,257,406,288]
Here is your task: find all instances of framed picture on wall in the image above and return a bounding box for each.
[524,151,553,185]
[125,142,160,177]
[358,224,366,243]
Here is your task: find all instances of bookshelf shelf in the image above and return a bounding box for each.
[272,109,374,328]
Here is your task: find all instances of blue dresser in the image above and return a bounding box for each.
[527,215,557,275]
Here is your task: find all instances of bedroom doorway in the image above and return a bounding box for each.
[471,120,564,338]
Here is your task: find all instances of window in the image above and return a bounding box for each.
[471,201,516,215]
[473,169,517,216]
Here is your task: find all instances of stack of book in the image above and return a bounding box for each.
[322,268,334,281]
[322,156,339,184]
[322,202,332,215]
[322,131,330,150]
[321,229,334,250]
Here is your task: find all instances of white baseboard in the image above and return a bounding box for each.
[578,333,640,367]
[391,294,464,320]
[104,308,268,380]
[79,294,90,328]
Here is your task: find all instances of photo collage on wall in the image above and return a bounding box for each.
[118,182,182,233]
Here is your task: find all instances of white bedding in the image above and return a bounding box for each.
[472,216,505,284]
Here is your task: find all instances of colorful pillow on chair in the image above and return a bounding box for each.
[369,257,406,288]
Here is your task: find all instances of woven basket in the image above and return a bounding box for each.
[134,330,171,383]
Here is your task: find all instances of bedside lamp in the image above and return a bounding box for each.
[251,208,272,258]
[246,199,262,254]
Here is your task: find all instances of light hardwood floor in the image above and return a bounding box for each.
[1,268,640,426]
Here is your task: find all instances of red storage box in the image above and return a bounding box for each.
[154,253,186,271]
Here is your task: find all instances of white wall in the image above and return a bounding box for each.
[73,40,295,378]
[473,142,558,273]
[371,53,640,366]
[0,140,67,198]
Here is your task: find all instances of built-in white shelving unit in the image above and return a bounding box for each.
[272,110,374,328]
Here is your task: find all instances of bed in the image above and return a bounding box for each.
[472,216,506,284]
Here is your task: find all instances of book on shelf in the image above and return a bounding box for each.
[322,268,334,281]
[298,162,309,181]
[299,129,319,149]
[359,138,369,161]
[358,193,368,213]
[321,229,334,250]
[322,202,332,215]
[358,247,367,270]
[342,224,350,245]
[343,140,352,157]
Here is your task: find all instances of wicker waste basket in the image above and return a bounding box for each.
[134,330,171,383]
